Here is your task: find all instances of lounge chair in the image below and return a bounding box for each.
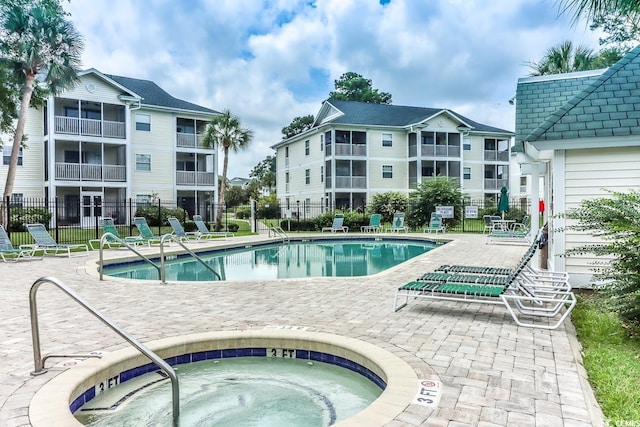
[0,225,42,262]
[360,214,382,233]
[168,217,200,242]
[133,217,165,245]
[388,212,408,233]
[487,215,531,244]
[24,223,89,257]
[322,214,348,233]
[192,215,234,239]
[423,213,445,234]
[482,215,501,234]
[89,218,149,249]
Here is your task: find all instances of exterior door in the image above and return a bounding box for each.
[81,192,103,227]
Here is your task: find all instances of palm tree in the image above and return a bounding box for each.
[559,0,640,22]
[0,0,84,223]
[201,110,253,230]
[528,40,599,76]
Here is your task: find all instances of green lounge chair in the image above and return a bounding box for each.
[192,215,234,239]
[423,213,445,234]
[133,217,165,245]
[89,218,149,249]
[24,223,88,257]
[388,212,408,233]
[321,214,348,233]
[168,217,200,242]
[0,225,42,262]
[360,214,382,233]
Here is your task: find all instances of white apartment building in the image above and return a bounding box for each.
[0,69,219,226]
[272,100,513,210]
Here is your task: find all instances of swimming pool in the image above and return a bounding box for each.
[103,238,439,281]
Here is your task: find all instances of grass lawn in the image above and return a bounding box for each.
[572,294,640,426]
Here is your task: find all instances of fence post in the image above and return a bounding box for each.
[5,196,10,235]
[128,198,133,236]
[54,197,60,243]
[157,198,162,236]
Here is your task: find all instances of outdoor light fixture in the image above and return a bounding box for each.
[508,96,516,105]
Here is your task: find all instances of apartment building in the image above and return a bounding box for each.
[272,99,513,210]
[0,68,219,225]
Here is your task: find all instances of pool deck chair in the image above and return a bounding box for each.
[424,212,445,234]
[487,215,531,244]
[133,217,165,245]
[89,218,149,249]
[0,225,42,262]
[192,215,234,239]
[388,212,408,233]
[322,214,348,233]
[24,223,88,258]
[360,214,382,233]
[168,217,201,242]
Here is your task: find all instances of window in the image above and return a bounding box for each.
[382,165,393,179]
[305,198,311,213]
[305,169,310,184]
[463,137,471,151]
[320,166,324,183]
[135,113,151,131]
[10,193,23,208]
[135,154,151,171]
[382,133,393,147]
[463,167,471,180]
[3,146,23,166]
[305,140,310,155]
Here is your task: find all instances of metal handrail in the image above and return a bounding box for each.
[29,276,180,426]
[160,234,222,281]
[269,226,289,243]
[98,232,163,282]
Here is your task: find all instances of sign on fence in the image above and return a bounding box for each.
[435,206,454,218]
[465,206,478,218]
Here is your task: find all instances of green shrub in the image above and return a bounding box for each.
[406,177,463,229]
[227,223,240,232]
[135,205,187,226]
[368,192,408,223]
[235,205,251,219]
[9,207,52,231]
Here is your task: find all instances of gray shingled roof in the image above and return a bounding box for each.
[322,99,512,134]
[524,44,640,144]
[513,70,604,152]
[106,74,219,115]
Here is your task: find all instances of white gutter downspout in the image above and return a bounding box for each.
[518,141,544,267]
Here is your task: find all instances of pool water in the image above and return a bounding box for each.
[104,239,437,281]
[74,357,383,427]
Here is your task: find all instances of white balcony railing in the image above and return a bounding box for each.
[333,143,366,156]
[484,150,509,162]
[176,171,215,186]
[176,133,207,148]
[55,162,126,181]
[54,116,125,139]
[334,176,366,189]
[421,145,461,157]
[484,178,509,190]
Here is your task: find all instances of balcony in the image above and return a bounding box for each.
[484,178,508,190]
[332,143,366,157]
[484,150,509,162]
[421,145,461,157]
[333,176,366,189]
[55,162,126,181]
[54,116,125,139]
[176,171,215,186]
[176,132,206,148]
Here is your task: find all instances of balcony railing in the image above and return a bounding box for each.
[484,178,509,190]
[421,145,461,157]
[176,171,215,186]
[484,150,509,162]
[334,176,366,189]
[54,116,125,139]
[55,162,126,181]
[333,143,366,156]
[176,133,206,148]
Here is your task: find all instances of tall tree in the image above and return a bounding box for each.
[281,114,314,139]
[201,109,253,230]
[0,0,83,218]
[249,155,276,192]
[527,40,619,76]
[329,72,392,104]
[558,0,640,23]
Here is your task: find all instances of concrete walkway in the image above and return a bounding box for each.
[0,233,604,426]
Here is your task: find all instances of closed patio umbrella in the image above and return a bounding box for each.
[498,186,509,219]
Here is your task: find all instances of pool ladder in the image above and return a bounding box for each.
[29,276,181,426]
[98,232,221,283]
[269,226,289,243]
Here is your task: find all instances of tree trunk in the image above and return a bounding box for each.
[1,73,35,229]
[215,146,230,230]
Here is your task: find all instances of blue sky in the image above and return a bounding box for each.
[64,0,603,178]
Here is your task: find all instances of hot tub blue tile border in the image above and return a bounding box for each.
[71,347,387,414]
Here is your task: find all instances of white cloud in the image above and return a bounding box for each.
[64,0,609,178]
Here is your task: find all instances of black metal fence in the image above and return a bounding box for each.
[1,196,532,246]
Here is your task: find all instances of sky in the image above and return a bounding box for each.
[63,0,603,179]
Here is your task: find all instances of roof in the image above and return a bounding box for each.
[513,69,605,152]
[105,74,219,115]
[318,99,512,134]
[522,44,640,146]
